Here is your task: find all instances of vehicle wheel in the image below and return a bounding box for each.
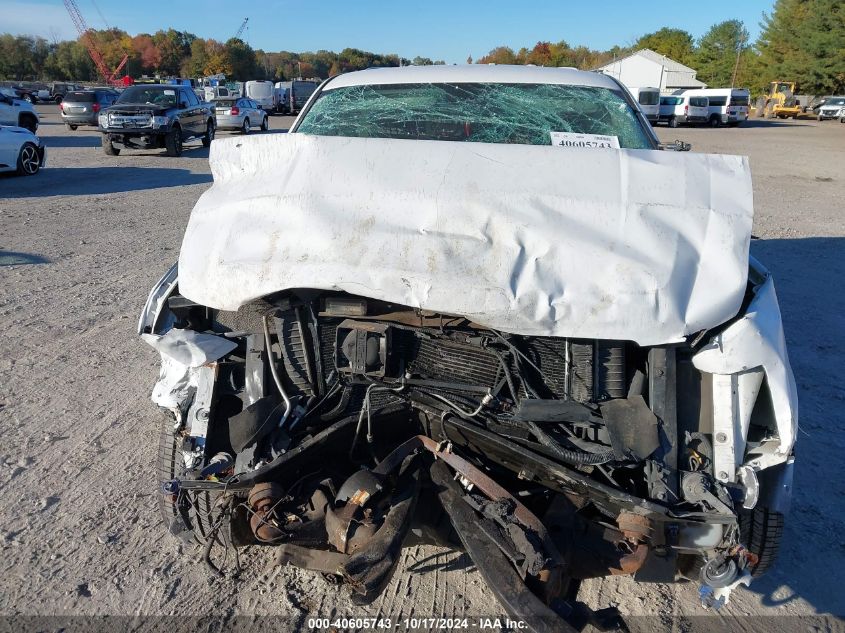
[165,127,183,157]
[241,118,250,134]
[709,116,720,128]
[668,116,679,129]
[201,120,215,147]
[817,114,823,122]
[54,96,62,104]
[15,142,41,176]
[261,115,269,131]
[157,413,219,542]
[66,123,78,131]
[101,135,120,156]
[739,507,784,577]
[19,115,37,133]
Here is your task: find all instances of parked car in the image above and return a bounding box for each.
[659,94,710,127]
[212,97,269,133]
[630,86,660,124]
[60,89,119,130]
[98,84,215,157]
[0,125,45,176]
[817,96,845,120]
[140,65,796,629]
[243,80,275,111]
[0,88,39,132]
[680,88,750,127]
[274,79,319,114]
[50,82,84,104]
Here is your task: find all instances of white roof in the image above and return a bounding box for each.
[325,64,622,90]
[597,49,706,88]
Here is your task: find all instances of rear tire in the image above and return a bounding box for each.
[241,118,250,134]
[101,135,120,156]
[739,507,784,577]
[709,115,721,128]
[16,142,41,176]
[261,115,269,131]
[201,120,214,147]
[66,123,78,131]
[668,116,679,129]
[165,127,183,157]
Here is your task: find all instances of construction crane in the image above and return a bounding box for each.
[63,0,128,86]
[234,17,249,40]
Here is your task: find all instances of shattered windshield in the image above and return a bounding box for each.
[116,86,177,107]
[296,82,653,149]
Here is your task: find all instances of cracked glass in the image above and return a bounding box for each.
[296,82,652,149]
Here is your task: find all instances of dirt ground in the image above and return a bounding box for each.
[1,106,843,630]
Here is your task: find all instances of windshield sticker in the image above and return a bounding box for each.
[164,89,176,95]
[550,131,620,149]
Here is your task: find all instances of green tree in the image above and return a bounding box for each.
[797,0,845,93]
[476,46,518,65]
[757,0,813,90]
[635,28,695,65]
[225,38,258,80]
[694,20,751,87]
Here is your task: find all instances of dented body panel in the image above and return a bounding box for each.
[178,133,753,346]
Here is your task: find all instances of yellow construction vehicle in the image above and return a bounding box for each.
[756,81,802,118]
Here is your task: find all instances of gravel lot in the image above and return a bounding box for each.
[1,106,843,629]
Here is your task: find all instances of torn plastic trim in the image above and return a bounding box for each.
[693,258,798,472]
[138,262,178,336]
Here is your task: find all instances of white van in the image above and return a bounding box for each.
[658,95,710,127]
[679,88,750,127]
[630,87,660,124]
[203,85,230,101]
[244,80,275,111]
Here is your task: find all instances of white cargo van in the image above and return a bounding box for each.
[630,87,660,124]
[680,88,750,127]
[244,80,275,111]
[658,95,710,127]
[203,86,230,101]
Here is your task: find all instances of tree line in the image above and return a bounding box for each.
[0,27,445,84]
[1,0,842,94]
[475,0,844,95]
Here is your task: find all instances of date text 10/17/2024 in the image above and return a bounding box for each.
[307,617,528,630]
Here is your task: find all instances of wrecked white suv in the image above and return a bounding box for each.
[140,65,796,629]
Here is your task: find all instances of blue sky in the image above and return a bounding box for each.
[4,0,775,63]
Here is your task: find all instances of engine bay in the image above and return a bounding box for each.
[144,285,772,629]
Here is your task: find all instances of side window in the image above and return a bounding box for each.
[186,90,199,107]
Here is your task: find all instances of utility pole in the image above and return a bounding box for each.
[731,31,747,88]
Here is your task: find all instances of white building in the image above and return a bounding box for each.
[597,49,706,93]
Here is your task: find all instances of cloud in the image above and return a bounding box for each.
[0,2,77,41]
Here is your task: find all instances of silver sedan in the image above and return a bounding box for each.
[213,97,269,134]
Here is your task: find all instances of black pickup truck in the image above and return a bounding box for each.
[98,84,214,157]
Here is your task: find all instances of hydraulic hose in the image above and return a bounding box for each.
[524,420,615,466]
[262,315,292,429]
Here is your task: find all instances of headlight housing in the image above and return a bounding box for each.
[152,116,170,128]
[98,114,108,127]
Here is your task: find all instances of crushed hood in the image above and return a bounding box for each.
[178,134,753,346]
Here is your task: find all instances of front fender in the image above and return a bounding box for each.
[693,258,798,473]
[138,262,178,335]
